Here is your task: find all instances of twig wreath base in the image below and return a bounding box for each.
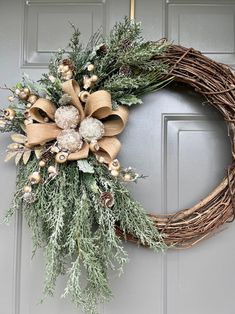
[116,43,235,248]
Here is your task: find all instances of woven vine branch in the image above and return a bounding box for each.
[116,43,235,248]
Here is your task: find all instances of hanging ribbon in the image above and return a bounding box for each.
[25,80,129,163]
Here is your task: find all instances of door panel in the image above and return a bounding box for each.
[167,0,235,66]
[0,1,235,314]
[0,1,25,314]
[23,1,105,67]
[115,86,232,314]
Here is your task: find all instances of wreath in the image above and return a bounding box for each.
[1,18,234,314]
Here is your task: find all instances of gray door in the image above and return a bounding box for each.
[0,0,235,313]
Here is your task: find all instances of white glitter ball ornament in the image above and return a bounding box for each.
[55,105,80,129]
[57,129,83,152]
[79,117,105,142]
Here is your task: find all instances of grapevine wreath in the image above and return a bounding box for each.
[1,18,235,313]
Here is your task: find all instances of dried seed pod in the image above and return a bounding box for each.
[89,141,99,152]
[24,118,33,126]
[87,64,94,72]
[57,64,64,72]
[29,172,41,184]
[8,96,15,102]
[79,91,90,102]
[90,75,98,83]
[123,173,132,181]
[62,65,69,73]
[23,185,32,193]
[28,94,38,104]
[39,160,46,167]
[23,87,30,95]
[97,156,105,164]
[109,159,121,171]
[63,70,73,80]
[18,91,29,100]
[110,169,119,177]
[55,152,68,163]
[48,165,57,174]
[62,58,74,71]
[50,146,60,153]
[83,76,92,89]
[4,108,16,120]
[24,109,30,118]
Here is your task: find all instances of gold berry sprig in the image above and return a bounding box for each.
[107,159,145,182]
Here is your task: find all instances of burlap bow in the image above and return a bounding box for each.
[25,80,129,163]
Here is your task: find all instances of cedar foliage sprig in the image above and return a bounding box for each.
[1,18,170,314]
[4,156,166,314]
[47,17,172,107]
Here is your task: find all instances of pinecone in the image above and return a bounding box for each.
[97,44,108,56]
[119,65,132,76]
[100,191,114,208]
[62,59,75,71]
[120,38,132,51]
[41,148,55,162]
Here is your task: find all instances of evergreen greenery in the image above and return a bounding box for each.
[45,17,172,108]
[4,156,166,314]
[1,18,172,313]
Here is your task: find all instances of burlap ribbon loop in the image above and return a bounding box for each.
[95,137,121,163]
[85,90,112,119]
[62,80,85,120]
[85,91,129,136]
[30,99,57,123]
[103,106,129,136]
[26,123,61,146]
[26,80,129,163]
